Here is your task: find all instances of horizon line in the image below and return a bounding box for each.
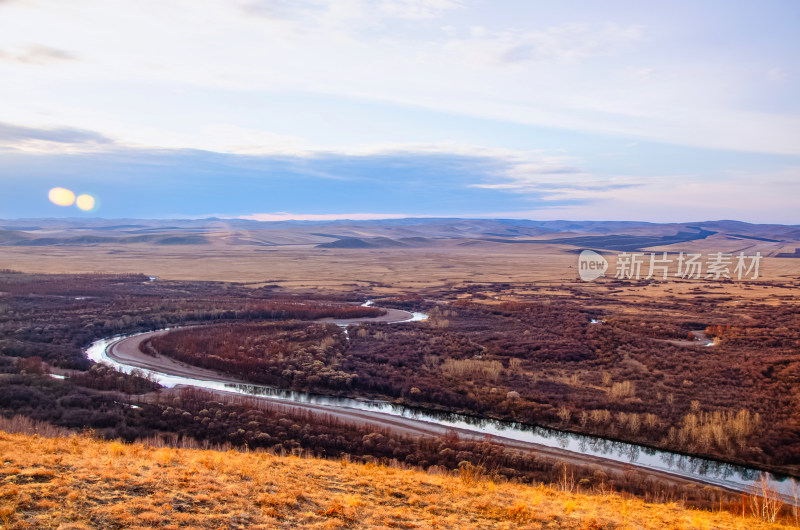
[0,216,797,227]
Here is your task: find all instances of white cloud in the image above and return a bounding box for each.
[239,212,413,221]
[493,168,800,224]
[240,0,462,25]
[0,0,797,157]
[440,23,644,66]
[0,44,74,64]
[374,0,463,20]
[0,121,112,153]
[120,124,312,155]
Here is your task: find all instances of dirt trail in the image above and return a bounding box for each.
[109,308,417,381]
[660,329,714,347]
[108,329,246,384]
[319,307,415,325]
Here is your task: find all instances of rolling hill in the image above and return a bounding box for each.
[0,422,789,529]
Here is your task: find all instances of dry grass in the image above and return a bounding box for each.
[610,380,636,399]
[669,409,761,454]
[1,243,797,292]
[0,430,792,529]
[0,245,581,292]
[440,358,503,382]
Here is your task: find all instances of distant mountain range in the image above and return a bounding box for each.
[1,218,799,255]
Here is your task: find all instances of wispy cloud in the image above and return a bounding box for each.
[242,0,462,23]
[0,141,591,218]
[374,0,463,20]
[0,44,75,64]
[2,137,798,223]
[0,0,799,224]
[1,2,796,155]
[439,23,644,66]
[239,212,412,221]
[0,121,111,153]
[469,156,645,204]
[240,0,324,20]
[500,167,800,224]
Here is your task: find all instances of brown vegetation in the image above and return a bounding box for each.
[144,322,355,390]
[0,271,381,369]
[2,270,800,479]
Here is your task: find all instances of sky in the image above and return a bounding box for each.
[1,0,799,223]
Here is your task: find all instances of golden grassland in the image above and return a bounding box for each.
[0,244,578,289]
[0,430,792,530]
[2,243,798,295]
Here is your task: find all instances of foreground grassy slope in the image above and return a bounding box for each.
[0,430,790,529]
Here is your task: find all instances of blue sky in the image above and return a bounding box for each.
[1,0,798,222]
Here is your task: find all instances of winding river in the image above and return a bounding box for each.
[84,303,798,502]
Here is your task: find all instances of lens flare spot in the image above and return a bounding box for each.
[76,194,96,211]
[48,187,76,207]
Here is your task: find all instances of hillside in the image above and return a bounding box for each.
[2,218,799,291]
[0,426,790,529]
[2,218,799,254]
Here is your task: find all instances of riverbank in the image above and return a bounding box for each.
[90,323,799,502]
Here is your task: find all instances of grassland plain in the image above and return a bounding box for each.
[2,244,797,294]
[0,425,794,529]
[2,219,798,292]
[2,222,799,528]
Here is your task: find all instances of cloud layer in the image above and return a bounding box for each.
[0,121,111,152]
[1,1,798,222]
[1,0,798,154]
[2,140,798,223]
